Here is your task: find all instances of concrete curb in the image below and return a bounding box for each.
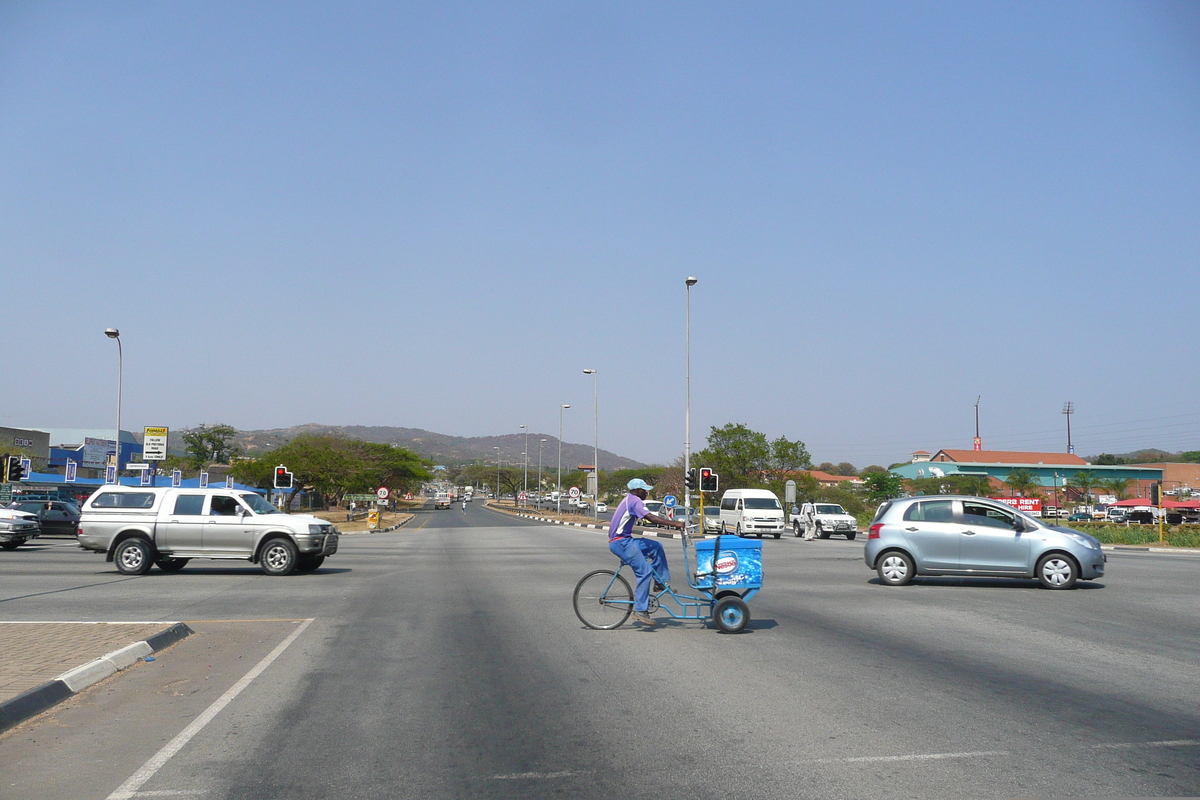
[484,505,704,539]
[0,622,193,735]
[338,515,415,536]
[1102,544,1200,555]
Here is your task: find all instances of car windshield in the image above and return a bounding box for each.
[239,493,281,514]
[744,498,781,510]
[704,507,719,515]
[816,504,846,515]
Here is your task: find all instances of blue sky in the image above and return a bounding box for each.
[3,2,1198,467]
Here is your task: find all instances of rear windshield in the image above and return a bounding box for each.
[744,498,782,510]
[90,492,155,509]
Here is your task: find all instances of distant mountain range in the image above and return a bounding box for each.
[203,424,646,470]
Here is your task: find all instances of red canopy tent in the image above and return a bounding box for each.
[1110,497,1200,509]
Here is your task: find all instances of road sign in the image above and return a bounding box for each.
[140,469,152,486]
[199,471,209,489]
[663,495,677,508]
[518,492,528,501]
[226,474,234,489]
[568,486,581,499]
[143,427,169,461]
[105,465,117,485]
[376,487,390,500]
[0,484,11,505]
[19,458,30,480]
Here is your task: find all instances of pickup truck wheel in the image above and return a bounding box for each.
[260,538,298,576]
[155,557,189,572]
[296,555,325,573]
[114,538,154,575]
[845,531,857,541]
[0,541,21,550]
[793,521,802,537]
[773,531,782,539]
[817,524,830,540]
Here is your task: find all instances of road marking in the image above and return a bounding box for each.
[105,618,315,800]
[131,791,206,797]
[490,771,590,780]
[0,620,178,625]
[1089,739,1200,750]
[804,750,1010,764]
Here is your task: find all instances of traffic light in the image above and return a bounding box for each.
[273,465,293,489]
[685,468,698,492]
[699,468,718,493]
[3,456,25,483]
[1150,482,1161,506]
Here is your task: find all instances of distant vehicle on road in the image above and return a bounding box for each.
[702,506,721,534]
[866,495,1105,590]
[595,502,608,513]
[792,503,857,540]
[8,500,81,536]
[0,506,40,550]
[718,489,785,538]
[434,491,451,510]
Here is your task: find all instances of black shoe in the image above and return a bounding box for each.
[653,581,666,592]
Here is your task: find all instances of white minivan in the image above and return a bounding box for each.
[718,489,785,538]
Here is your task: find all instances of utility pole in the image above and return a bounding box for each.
[1063,401,1074,454]
[974,395,982,451]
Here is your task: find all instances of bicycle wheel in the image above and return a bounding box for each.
[573,569,633,630]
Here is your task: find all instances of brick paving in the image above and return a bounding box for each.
[0,622,175,703]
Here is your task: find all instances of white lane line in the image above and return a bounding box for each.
[105,618,315,800]
[804,750,1010,764]
[490,771,590,780]
[0,620,177,625]
[132,791,206,796]
[1089,739,1200,750]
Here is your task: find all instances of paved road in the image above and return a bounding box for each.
[1,503,1198,798]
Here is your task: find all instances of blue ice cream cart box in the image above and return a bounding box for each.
[694,536,762,591]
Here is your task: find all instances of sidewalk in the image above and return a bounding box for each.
[0,621,191,733]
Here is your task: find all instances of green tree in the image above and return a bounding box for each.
[770,436,812,471]
[832,462,858,476]
[1067,471,1098,508]
[863,471,905,505]
[1003,468,1038,497]
[182,424,240,470]
[861,465,886,475]
[694,423,771,486]
[1097,476,1132,501]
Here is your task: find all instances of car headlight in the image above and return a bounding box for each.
[308,524,326,534]
[0,522,12,532]
[1063,532,1095,548]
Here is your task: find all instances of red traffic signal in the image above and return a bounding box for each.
[273,465,293,489]
[699,468,718,493]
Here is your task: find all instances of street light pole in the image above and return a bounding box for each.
[558,404,570,514]
[583,369,598,521]
[494,446,500,503]
[685,277,697,523]
[104,328,122,483]
[538,439,546,499]
[520,424,528,505]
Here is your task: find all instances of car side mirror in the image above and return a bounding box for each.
[240,507,251,516]
[1013,518,1026,533]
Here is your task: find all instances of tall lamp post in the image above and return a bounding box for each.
[538,439,546,500]
[519,424,528,505]
[685,277,697,524]
[494,446,500,502]
[104,328,122,483]
[557,404,570,513]
[582,369,598,521]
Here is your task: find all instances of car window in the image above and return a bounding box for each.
[872,501,892,522]
[720,496,736,511]
[91,492,155,509]
[173,495,205,515]
[209,495,241,516]
[903,499,954,523]
[962,501,1016,529]
[744,498,781,510]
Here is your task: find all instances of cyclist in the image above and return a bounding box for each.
[608,478,684,627]
[461,499,467,512]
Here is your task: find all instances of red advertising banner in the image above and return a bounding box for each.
[990,497,1042,515]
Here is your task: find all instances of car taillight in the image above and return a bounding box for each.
[76,524,84,536]
[868,523,883,539]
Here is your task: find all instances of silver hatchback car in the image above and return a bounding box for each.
[865,495,1105,589]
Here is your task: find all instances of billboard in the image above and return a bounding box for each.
[990,496,1042,516]
[83,437,116,468]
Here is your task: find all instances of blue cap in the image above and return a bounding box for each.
[627,478,654,492]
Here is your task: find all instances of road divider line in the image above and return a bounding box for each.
[803,749,1010,764]
[105,618,315,800]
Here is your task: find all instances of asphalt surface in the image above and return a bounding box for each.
[1,501,1199,798]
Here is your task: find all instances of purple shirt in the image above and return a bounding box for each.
[608,493,649,540]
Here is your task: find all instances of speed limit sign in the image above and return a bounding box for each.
[376,487,390,500]
[568,486,581,499]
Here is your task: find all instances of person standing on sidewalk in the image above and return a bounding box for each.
[608,478,683,627]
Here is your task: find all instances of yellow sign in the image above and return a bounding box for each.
[144,427,168,437]
[368,509,380,530]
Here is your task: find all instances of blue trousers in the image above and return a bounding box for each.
[609,537,671,612]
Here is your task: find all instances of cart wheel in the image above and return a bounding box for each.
[712,596,750,633]
[573,569,633,630]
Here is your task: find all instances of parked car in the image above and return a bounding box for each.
[1126,509,1155,524]
[77,486,339,575]
[790,503,858,540]
[8,500,82,536]
[0,507,40,550]
[1105,509,1128,523]
[1067,512,1091,522]
[865,495,1105,590]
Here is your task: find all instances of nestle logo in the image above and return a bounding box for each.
[715,554,739,574]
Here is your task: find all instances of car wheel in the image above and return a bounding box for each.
[712,596,750,633]
[0,541,21,550]
[155,557,189,573]
[846,531,857,541]
[773,531,782,539]
[736,523,743,538]
[296,555,325,573]
[876,551,914,586]
[817,524,830,540]
[114,538,154,575]
[260,537,298,576]
[793,521,801,537]
[1036,553,1078,590]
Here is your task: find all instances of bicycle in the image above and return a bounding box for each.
[572,527,761,633]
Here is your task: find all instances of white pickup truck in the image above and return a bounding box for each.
[792,502,859,540]
[77,486,338,575]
